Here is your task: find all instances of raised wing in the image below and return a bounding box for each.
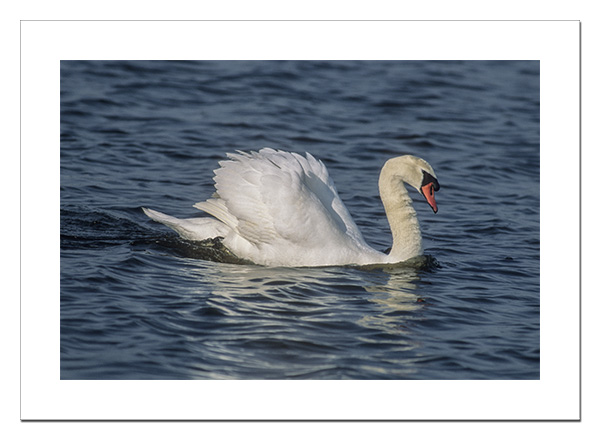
[194,148,368,253]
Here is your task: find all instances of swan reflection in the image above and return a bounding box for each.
[359,262,426,337]
[187,258,428,338]
[178,257,431,378]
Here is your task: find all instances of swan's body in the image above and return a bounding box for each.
[143,148,439,267]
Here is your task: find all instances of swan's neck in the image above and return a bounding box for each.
[379,175,423,262]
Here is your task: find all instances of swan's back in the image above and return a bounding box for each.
[193,148,380,266]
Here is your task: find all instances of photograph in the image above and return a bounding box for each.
[60,60,540,380]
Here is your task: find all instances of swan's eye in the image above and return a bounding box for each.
[421,171,440,191]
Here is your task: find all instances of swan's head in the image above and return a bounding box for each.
[381,155,441,213]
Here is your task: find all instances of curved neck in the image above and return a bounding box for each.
[378,172,423,262]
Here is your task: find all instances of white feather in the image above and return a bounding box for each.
[142,207,230,241]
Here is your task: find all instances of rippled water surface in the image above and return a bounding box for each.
[61,60,539,379]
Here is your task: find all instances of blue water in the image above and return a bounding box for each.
[60,60,539,379]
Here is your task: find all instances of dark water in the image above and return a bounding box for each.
[60,60,539,379]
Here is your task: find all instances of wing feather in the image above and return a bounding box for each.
[194,148,370,262]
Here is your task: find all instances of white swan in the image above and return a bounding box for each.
[143,148,440,267]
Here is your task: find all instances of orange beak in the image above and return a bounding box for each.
[421,182,438,213]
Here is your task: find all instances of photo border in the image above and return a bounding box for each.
[21,20,580,421]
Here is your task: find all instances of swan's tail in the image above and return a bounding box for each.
[142,207,230,241]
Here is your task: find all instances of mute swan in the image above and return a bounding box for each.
[143,148,440,267]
